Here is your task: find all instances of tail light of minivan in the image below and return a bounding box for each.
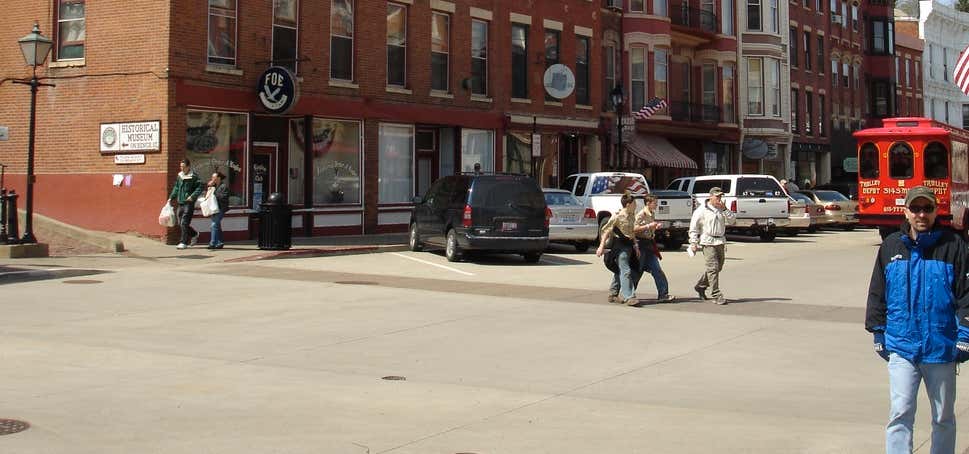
[583,208,596,219]
[545,207,552,228]
[462,204,473,228]
[729,200,737,212]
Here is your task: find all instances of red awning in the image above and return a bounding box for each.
[625,134,698,169]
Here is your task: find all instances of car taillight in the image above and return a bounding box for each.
[583,208,596,219]
[729,200,737,212]
[462,204,472,228]
[825,204,842,211]
[545,207,552,228]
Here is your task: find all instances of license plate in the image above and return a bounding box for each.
[560,215,579,223]
[501,221,518,231]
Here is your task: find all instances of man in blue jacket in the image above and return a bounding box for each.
[866,186,969,454]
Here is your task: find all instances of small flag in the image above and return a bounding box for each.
[633,97,668,120]
[954,44,969,95]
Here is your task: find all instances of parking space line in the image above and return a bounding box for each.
[391,252,475,276]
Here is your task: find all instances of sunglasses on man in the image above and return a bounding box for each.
[907,205,936,214]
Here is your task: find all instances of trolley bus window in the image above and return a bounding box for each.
[889,142,914,180]
[859,143,879,179]
[923,142,948,179]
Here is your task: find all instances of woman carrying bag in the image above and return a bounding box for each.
[206,171,230,249]
[596,192,640,306]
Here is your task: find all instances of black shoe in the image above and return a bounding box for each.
[214,244,224,249]
[694,286,707,300]
[206,245,216,250]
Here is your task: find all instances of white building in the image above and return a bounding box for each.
[919,0,969,127]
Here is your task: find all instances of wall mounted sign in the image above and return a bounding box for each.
[543,64,575,99]
[531,133,542,157]
[100,121,161,153]
[257,66,299,114]
[114,154,146,165]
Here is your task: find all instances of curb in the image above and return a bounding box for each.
[224,244,409,263]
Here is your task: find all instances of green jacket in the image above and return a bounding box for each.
[169,171,203,204]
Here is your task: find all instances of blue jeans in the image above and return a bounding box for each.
[886,353,956,454]
[633,240,669,297]
[209,210,225,247]
[608,249,635,300]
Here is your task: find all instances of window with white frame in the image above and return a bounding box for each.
[842,61,849,87]
[817,36,824,72]
[461,129,495,172]
[576,35,590,105]
[723,64,736,123]
[57,0,85,60]
[471,19,489,95]
[770,59,780,116]
[655,48,669,108]
[631,0,645,12]
[747,57,764,115]
[943,47,949,82]
[895,56,899,86]
[722,0,734,35]
[208,0,237,65]
[631,47,646,112]
[805,92,813,134]
[905,58,910,87]
[803,32,811,71]
[511,23,528,99]
[604,44,616,110]
[654,0,668,16]
[853,62,860,89]
[840,0,846,26]
[703,62,716,120]
[929,44,935,79]
[431,12,450,91]
[831,56,839,81]
[747,0,761,31]
[791,89,799,132]
[273,0,298,73]
[386,3,407,87]
[330,0,354,80]
[819,94,825,136]
[378,124,415,203]
[790,28,798,67]
[851,4,858,29]
[770,0,778,33]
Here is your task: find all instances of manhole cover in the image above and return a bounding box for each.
[335,281,380,286]
[62,279,103,284]
[0,419,30,435]
[381,376,406,381]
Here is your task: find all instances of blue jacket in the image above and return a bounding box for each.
[866,223,969,364]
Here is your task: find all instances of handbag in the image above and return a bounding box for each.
[158,203,175,227]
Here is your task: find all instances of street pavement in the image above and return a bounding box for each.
[0,229,967,453]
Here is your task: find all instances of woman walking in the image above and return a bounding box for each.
[596,192,640,306]
[633,194,673,302]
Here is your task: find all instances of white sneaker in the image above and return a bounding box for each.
[176,243,187,249]
[189,233,199,247]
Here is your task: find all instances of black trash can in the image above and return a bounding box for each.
[257,192,292,250]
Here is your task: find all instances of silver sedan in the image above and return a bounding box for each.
[543,189,598,252]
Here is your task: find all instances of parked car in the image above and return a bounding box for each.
[542,189,598,252]
[779,195,810,235]
[812,181,858,201]
[409,173,550,262]
[789,191,824,233]
[648,189,694,249]
[667,174,790,241]
[796,190,859,230]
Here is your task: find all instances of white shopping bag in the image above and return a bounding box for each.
[158,203,175,227]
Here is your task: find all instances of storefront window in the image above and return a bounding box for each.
[186,110,247,207]
[313,119,361,205]
[288,119,306,205]
[505,133,532,175]
[461,129,494,172]
[379,124,415,203]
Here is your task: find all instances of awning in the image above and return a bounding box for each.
[625,134,698,169]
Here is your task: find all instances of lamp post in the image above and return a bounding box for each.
[12,23,54,244]
[611,85,624,170]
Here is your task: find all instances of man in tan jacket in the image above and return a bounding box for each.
[688,187,736,305]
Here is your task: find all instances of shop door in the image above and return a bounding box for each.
[559,135,579,183]
[251,142,278,211]
[415,129,438,198]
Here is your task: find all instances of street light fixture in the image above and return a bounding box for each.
[610,84,624,170]
[13,23,54,244]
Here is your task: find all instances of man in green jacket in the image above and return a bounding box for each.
[169,158,203,249]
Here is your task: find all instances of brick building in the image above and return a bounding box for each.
[600,0,740,189]
[893,9,923,119]
[0,0,602,242]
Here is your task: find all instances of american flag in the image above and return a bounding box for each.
[633,97,668,120]
[955,44,969,96]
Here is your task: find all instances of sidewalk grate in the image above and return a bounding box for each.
[0,419,29,435]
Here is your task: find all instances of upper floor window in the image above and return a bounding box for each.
[431,12,450,92]
[843,61,849,87]
[273,0,299,73]
[789,28,798,67]
[544,29,560,101]
[943,47,949,82]
[511,23,528,99]
[576,35,591,105]
[604,45,617,110]
[929,44,935,79]
[631,0,645,12]
[654,0,668,16]
[853,62,860,89]
[330,0,354,80]
[702,62,717,113]
[831,56,839,81]
[747,0,761,31]
[817,0,824,12]
[770,0,779,33]
[722,0,734,35]
[803,32,811,71]
[471,19,489,96]
[747,57,764,115]
[386,3,407,87]
[818,94,826,136]
[870,19,893,55]
[655,48,669,109]
[851,4,858,30]
[208,0,236,66]
[791,89,800,133]
[722,64,736,123]
[57,0,85,60]
[770,58,781,116]
[817,36,824,72]
[805,91,814,134]
[631,47,647,112]
[904,58,911,87]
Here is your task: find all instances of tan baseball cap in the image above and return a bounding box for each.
[904,186,936,207]
[709,187,724,196]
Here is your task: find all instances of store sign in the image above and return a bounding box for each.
[114,154,146,165]
[100,121,161,153]
[543,64,575,99]
[532,133,542,157]
[257,66,299,114]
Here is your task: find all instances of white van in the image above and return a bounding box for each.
[667,174,790,241]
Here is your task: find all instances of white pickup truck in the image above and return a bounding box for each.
[561,172,694,250]
[667,174,791,241]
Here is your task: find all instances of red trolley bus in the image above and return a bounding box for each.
[854,117,969,238]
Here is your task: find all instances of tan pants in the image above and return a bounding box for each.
[695,244,725,298]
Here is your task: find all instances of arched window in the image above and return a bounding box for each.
[923,142,948,179]
[889,142,914,179]
[859,143,879,179]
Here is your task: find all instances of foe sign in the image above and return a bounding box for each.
[257,66,299,114]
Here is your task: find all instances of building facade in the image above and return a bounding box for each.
[918,0,969,127]
[0,0,603,241]
[601,0,741,189]
[894,9,924,119]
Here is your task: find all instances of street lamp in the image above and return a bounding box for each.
[610,84,624,170]
[13,23,53,244]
